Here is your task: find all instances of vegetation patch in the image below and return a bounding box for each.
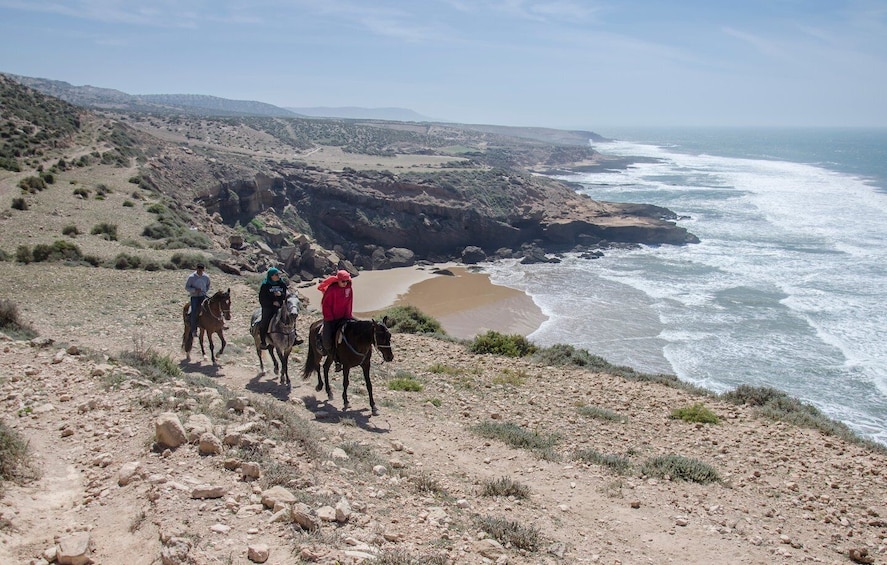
[472,421,559,459]
[492,368,528,386]
[720,385,886,453]
[0,420,37,485]
[469,330,537,357]
[574,449,633,474]
[387,372,424,392]
[474,514,541,551]
[381,305,444,334]
[640,454,720,484]
[671,403,720,424]
[90,222,118,241]
[481,476,530,499]
[376,548,449,565]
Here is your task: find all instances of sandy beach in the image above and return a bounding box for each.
[298,265,547,339]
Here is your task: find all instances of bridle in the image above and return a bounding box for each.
[203,293,231,323]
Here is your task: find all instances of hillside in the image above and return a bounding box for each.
[5,73,885,565]
[1,73,696,283]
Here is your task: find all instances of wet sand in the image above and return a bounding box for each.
[298,265,547,340]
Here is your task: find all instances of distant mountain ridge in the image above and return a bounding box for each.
[285,106,436,122]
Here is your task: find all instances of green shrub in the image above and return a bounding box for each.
[90,222,118,241]
[640,454,720,484]
[40,172,54,184]
[492,368,528,386]
[122,200,134,207]
[380,305,444,334]
[31,240,82,263]
[62,224,80,237]
[15,245,32,264]
[388,372,424,392]
[18,176,45,193]
[109,253,142,270]
[168,252,208,270]
[481,476,530,499]
[10,198,27,211]
[73,187,90,198]
[671,403,720,424]
[469,330,537,357]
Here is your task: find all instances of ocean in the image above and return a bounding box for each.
[483,127,887,445]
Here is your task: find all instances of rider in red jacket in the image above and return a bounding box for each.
[318,270,354,370]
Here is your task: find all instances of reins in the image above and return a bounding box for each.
[202,294,230,324]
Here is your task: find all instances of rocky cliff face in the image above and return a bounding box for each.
[186,161,697,277]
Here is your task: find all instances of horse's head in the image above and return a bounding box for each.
[213,288,232,321]
[373,317,394,362]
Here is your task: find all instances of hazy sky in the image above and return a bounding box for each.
[2,0,886,128]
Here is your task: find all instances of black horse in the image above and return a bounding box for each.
[182,289,231,364]
[249,295,300,385]
[301,317,394,415]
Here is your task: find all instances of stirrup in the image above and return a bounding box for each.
[334,361,343,372]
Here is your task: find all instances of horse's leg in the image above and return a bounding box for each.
[217,331,226,357]
[341,367,350,411]
[280,348,290,385]
[208,333,216,365]
[255,342,265,374]
[322,357,334,401]
[270,344,279,375]
[199,328,207,358]
[362,360,377,415]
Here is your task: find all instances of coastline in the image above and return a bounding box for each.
[298,265,547,340]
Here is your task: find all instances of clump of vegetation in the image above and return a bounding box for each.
[576,404,627,422]
[10,197,27,211]
[639,454,720,484]
[18,176,46,193]
[90,222,118,241]
[469,330,537,357]
[387,371,424,392]
[376,549,449,565]
[474,515,541,551]
[108,252,143,270]
[168,252,209,270]
[671,403,720,424]
[1,420,36,484]
[492,367,528,386]
[381,305,444,334]
[117,343,183,384]
[0,298,37,339]
[62,224,80,237]
[18,240,83,264]
[481,476,530,499]
[409,471,446,495]
[574,449,633,474]
[428,362,463,376]
[472,421,559,459]
[73,187,90,198]
[720,384,886,453]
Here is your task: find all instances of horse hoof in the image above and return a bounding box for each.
[371,408,379,416]
[315,384,323,392]
[273,367,279,375]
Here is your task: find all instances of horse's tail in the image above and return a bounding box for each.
[182,324,193,353]
[301,340,316,380]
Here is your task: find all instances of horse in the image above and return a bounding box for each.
[249,294,301,385]
[181,289,231,364]
[301,317,394,415]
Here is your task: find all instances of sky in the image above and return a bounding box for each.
[1,0,886,129]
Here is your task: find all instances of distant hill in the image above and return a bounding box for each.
[285,106,436,122]
[3,74,299,118]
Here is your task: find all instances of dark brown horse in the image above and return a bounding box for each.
[301,317,394,415]
[249,295,300,385]
[182,289,231,364]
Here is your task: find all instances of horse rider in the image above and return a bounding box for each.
[185,262,210,336]
[258,267,289,349]
[317,269,354,371]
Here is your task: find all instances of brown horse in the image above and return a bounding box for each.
[182,289,231,364]
[301,317,393,415]
[249,295,301,385]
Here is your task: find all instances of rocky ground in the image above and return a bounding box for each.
[1,265,887,565]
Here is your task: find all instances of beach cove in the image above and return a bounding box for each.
[299,265,547,340]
